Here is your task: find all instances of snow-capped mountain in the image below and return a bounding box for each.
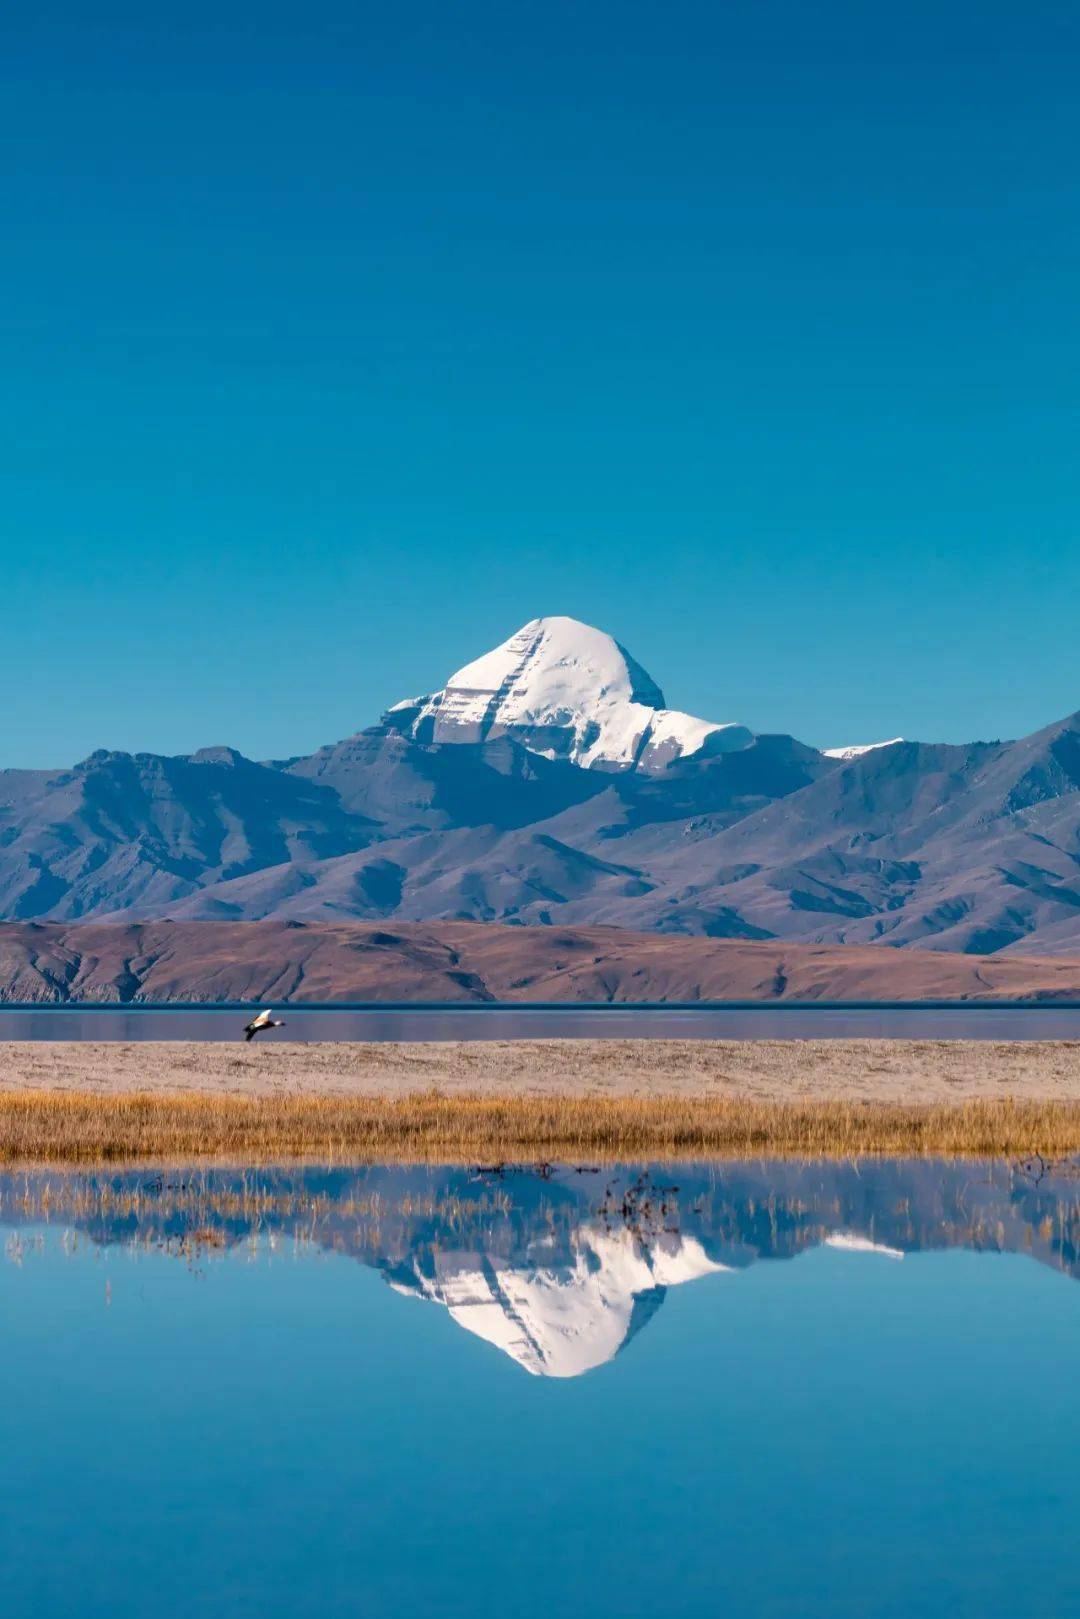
[382,615,752,773]
[389,1223,729,1377]
[4,614,1080,954]
[822,738,905,760]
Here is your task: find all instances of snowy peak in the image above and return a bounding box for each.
[383,616,752,773]
[451,616,665,711]
[823,738,905,761]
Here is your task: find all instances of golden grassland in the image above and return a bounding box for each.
[3,1088,1080,1164]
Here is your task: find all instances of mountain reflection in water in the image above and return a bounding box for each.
[3,1156,1078,1378]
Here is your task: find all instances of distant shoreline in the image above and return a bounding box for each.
[5,997,1080,1011]
[3,1037,1080,1162]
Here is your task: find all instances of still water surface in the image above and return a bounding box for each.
[2,1156,1079,1617]
[3,1003,1080,1039]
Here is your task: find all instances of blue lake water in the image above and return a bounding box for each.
[4,1003,1080,1039]
[2,1157,1079,1618]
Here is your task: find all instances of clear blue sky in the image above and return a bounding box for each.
[2,1,1078,766]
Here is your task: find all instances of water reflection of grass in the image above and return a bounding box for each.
[5,1164,1080,1280]
[3,1089,1080,1162]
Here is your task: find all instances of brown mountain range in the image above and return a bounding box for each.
[2,919,1080,1004]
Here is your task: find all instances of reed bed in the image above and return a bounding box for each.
[2,1089,1080,1163]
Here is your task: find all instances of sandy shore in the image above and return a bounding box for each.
[2,1037,1080,1103]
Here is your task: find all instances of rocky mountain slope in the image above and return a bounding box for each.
[1,615,1080,954]
[3,919,1080,1003]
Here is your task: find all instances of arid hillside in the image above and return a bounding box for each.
[2,919,1080,1003]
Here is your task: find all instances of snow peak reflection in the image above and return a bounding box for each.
[4,1157,1080,1377]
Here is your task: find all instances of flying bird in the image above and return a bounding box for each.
[243,1008,286,1042]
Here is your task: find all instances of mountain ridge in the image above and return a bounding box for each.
[3,919,1080,1003]
[2,616,1079,954]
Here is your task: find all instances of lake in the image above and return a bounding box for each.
[3,1156,1079,1617]
[4,1002,1080,1040]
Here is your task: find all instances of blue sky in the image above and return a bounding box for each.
[2,1,1078,766]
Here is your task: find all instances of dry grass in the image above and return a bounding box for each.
[2,1088,1080,1164]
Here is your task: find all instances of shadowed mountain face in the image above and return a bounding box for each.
[0,747,379,921]
[5,1157,1078,1376]
[2,617,1080,953]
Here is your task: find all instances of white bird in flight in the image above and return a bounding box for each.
[243,1008,286,1042]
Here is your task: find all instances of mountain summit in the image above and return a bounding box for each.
[381,616,752,773]
[3,621,1080,954]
